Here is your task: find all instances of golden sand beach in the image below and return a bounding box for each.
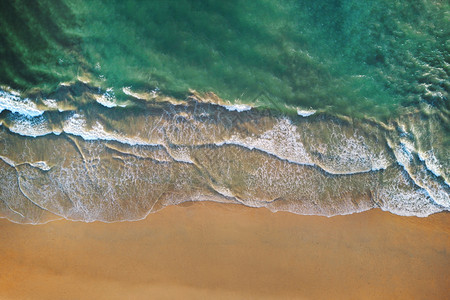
[0,202,448,299]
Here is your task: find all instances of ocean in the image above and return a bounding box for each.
[0,0,448,223]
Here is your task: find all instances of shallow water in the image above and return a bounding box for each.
[0,0,448,223]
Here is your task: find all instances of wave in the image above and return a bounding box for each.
[297,109,316,117]
[0,90,45,117]
[0,85,448,224]
[95,88,118,108]
[3,107,390,175]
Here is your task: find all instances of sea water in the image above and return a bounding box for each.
[0,0,448,223]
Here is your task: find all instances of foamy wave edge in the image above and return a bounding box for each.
[0,88,448,223]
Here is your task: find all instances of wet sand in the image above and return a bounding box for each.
[0,202,448,300]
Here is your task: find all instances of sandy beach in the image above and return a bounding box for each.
[0,202,448,300]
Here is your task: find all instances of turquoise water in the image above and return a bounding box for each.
[1,0,448,116]
[0,0,448,223]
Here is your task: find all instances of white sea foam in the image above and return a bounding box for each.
[210,185,236,199]
[165,146,194,163]
[122,86,156,100]
[95,88,117,108]
[29,161,52,171]
[122,86,140,99]
[221,103,252,112]
[63,113,152,146]
[77,76,90,84]
[7,115,60,137]
[379,186,442,217]
[216,118,389,175]
[42,98,72,112]
[390,139,449,209]
[0,155,16,167]
[418,149,448,185]
[42,99,58,109]
[217,118,314,167]
[393,143,414,168]
[320,132,390,174]
[0,90,44,117]
[297,108,316,117]
[0,155,50,171]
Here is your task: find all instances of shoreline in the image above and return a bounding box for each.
[1,85,448,223]
[0,201,448,299]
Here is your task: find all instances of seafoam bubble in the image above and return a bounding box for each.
[165,145,194,163]
[0,90,44,117]
[29,161,52,171]
[297,108,316,117]
[418,149,448,184]
[42,98,59,109]
[321,133,389,174]
[389,138,449,209]
[0,159,54,172]
[122,86,155,100]
[0,155,16,167]
[221,103,252,112]
[379,184,442,217]
[63,113,153,146]
[392,143,413,168]
[7,114,60,137]
[95,88,117,108]
[219,118,314,167]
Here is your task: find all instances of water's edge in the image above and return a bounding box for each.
[1,85,448,224]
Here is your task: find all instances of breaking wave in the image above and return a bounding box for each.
[0,86,447,224]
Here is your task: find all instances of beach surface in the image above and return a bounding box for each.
[0,202,448,300]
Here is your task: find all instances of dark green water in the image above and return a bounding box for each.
[0,0,448,223]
